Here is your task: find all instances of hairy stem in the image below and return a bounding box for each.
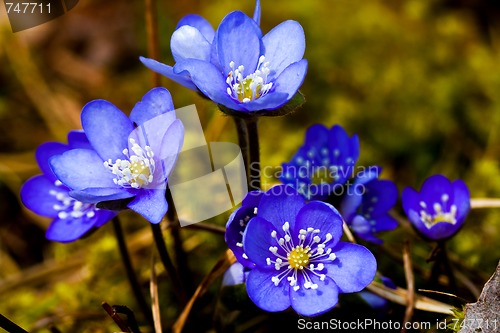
[151,223,187,304]
[246,117,261,191]
[112,217,154,327]
[233,116,250,188]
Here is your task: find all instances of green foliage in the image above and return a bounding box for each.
[447,306,466,332]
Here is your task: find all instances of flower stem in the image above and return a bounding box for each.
[233,117,250,186]
[166,188,194,295]
[246,118,261,191]
[428,241,457,292]
[0,314,28,333]
[111,217,154,327]
[150,222,187,304]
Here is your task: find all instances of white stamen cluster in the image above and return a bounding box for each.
[104,138,155,189]
[49,180,97,220]
[266,221,337,292]
[419,194,458,229]
[226,56,273,103]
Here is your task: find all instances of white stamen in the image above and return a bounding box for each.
[226,56,273,103]
[104,138,155,189]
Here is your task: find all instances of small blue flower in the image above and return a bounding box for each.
[402,174,470,241]
[242,185,376,317]
[280,124,360,200]
[20,132,116,242]
[340,166,398,244]
[140,3,307,112]
[49,88,184,224]
[225,190,264,269]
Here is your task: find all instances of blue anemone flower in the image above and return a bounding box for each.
[225,190,264,269]
[242,185,376,317]
[340,166,398,244]
[20,132,116,242]
[402,174,470,241]
[280,124,360,200]
[49,88,184,224]
[140,5,307,112]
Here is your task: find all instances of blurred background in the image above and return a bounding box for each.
[1,0,500,332]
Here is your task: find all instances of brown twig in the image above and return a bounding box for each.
[172,249,236,333]
[401,241,415,333]
[150,257,162,333]
[365,281,453,315]
[102,302,132,333]
[144,0,161,87]
[470,198,500,209]
[184,222,226,235]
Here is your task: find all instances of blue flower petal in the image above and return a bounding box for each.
[176,14,215,42]
[45,216,97,243]
[241,190,264,208]
[240,91,291,112]
[340,190,363,223]
[50,148,117,190]
[67,130,92,149]
[304,124,329,148]
[129,87,175,126]
[226,208,256,268]
[349,215,373,236]
[420,174,452,207]
[139,56,199,91]
[290,274,339,316]
[427,222,460,240]
[20,175,61,218]
[94,210,117,227]
[81,100,134,161]
[295,201,343,248]
[35,142,69,182]
[158,119,184,170]
[127,188,168,224]
[69,187,135,203]
[372,215,398,232]
[246,267,291,312]
[222,262,246,286]
[272,59,308,98]
[325,242,376,293]
[243,216,282,267]
[171,25,212,63]
[174,59,243,110]
[257,185,305,232]
[216,11,262,75]
[363,179,398,216]
[262,20,305,80]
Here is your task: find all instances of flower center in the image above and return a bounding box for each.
[287,245,311,269]
[266,222,337,291]
[226,55,272,103]
[104,138,155,189]
[49,180,97,220]
[419,194,457,229]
